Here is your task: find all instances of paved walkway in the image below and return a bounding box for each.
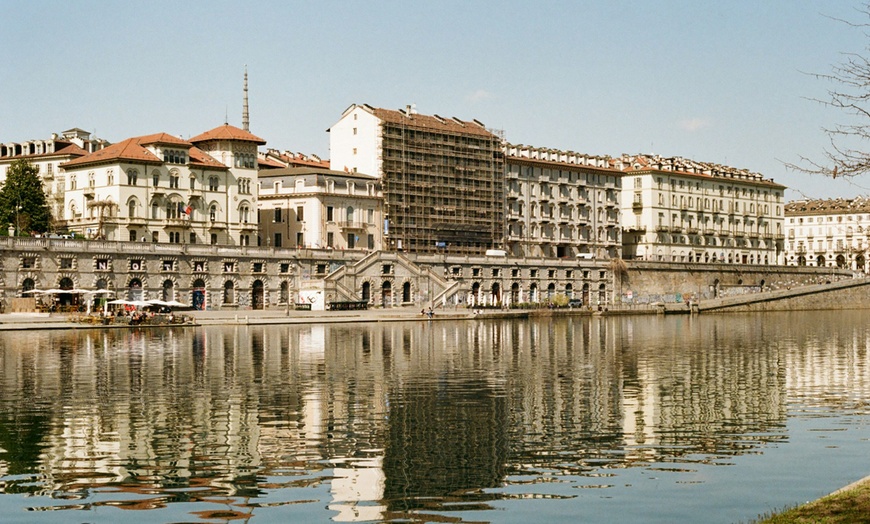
[0,306,533,331]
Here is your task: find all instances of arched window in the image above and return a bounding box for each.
[126,169,138,186]
[223,281,234,304]
[346,206,355,223]
[128,200,137,218]
[210,204,217,221]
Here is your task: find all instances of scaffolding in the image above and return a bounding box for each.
[376,108,504,255]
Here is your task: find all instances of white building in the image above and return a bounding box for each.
[257,167,383,250]
[0,128,109,226]
[503,144,622,259]
[617,154,785,265]
[60,124,265,245]
[784,197,870,271]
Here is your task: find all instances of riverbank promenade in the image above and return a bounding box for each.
[0,305,535,331]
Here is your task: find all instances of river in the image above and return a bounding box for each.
[0,311,869,523]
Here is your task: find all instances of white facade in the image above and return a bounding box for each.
[257,167,383,250]
[60,125,264,245]
[784,198,870,272]
[616,154,785,265]
[329,104,383,177]
[504,144,622,259]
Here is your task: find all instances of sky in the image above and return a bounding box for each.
[1,0,868,201]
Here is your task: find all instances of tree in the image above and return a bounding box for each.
[786,4,870,179]
[0,159,52,236]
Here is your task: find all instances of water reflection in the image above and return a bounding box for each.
[0,312,868,522]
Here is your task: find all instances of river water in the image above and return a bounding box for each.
[0,311,869,523]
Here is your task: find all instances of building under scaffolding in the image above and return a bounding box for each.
[330,104,504,255]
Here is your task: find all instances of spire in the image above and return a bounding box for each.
[242,66,250,132]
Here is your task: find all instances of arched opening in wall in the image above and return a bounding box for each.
[797,255,807,266]
[816,255,826,267]
[402,281,411,303]
[511,282,520,305]
[252,280,264,310]
[280,281,289,304]
[565,283,573,299]
[598,283,606,305]
[547,283,556,301]
[361,281,371,302]
[22,278,35,295]
[127,278,143,302]
[529,283,538,303]
[836,255,847,269]
[713,278,720,298]
[728,253,734,264]
[856,254,866,272]
[704,252,710,263]
[381,281,392,307]
[471,282,481,306]
[162,279,174,302]
[192,278,206,310]
[582,283,590,306]
[223,281,235,305]
[491,282,501,306]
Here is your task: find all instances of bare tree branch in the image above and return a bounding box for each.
[788,3,870,179]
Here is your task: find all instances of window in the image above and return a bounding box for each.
[223,261,236,273]
[129,230,137,242]
[170,173,179,189]
[190,176,196,190]
[274,233,282,247]
[280,263,290,273]
[273,208,282,223]
[327,232,334,248]
[70,175,77,191]
[162,260,174,271]
[128,201,137,218]
[296,206,304,221]
[127,170,138,185]
[96,258,109,270]
[367,234,374,249]
[208,176,219,191]
[348,233,355,249]
[210,233,217,245]
[327,206,334,221]
[189,233,196,244]
[209,205,217,221]
[296,232,303,246]
[240,205,249,223]
[253,262,264,273]
[59,258,73,269]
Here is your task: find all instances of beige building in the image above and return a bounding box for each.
[504,144,622,259]
[0,128,109,229]
[257,167,383,250]
[60,124,265,245]
[784,197,870,271]
[617,154,785,265]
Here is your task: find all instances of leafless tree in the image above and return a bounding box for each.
[786,3,870,179]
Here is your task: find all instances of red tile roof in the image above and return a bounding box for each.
[61,134,227,170]
[369,107,497,138]
[189,124,266,145]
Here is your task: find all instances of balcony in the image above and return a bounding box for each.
[339,221,367,230]
[655,225,670,233]
[687,227,700,235]
[632,200,643,211]
[163,218,189,228]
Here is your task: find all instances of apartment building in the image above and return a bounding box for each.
[618,154,785,265]
[330,104,504,255]
[257,166,383,251]
[0,128,109,225]
[503,144,622,259]
[60,124,265,245]
[784,197,870,271]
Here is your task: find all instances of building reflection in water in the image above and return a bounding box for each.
[0,311,868,521]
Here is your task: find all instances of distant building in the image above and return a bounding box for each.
[60,124,265,245]
[259,148,330,170]
[330,104,504,255]
[784,197,870,271]
[0,128,109,227]
[503,144,622,259]
[617,154,785,265]
[257,166,383,251]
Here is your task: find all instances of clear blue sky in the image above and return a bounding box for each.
[1,0,866,201]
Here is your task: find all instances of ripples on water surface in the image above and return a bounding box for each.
[0,311,869,523]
